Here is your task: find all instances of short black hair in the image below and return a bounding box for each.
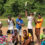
[43,28,45,32]
[38,13,41,16]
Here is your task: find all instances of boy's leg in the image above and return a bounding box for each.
[35,28,40,42]
[19,30,22,45]
[28,29,34,42]
[12,29,14,35]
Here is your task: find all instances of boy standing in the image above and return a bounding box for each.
[7,15,15,34]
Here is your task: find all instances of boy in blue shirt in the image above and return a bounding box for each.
[16,15,24,44]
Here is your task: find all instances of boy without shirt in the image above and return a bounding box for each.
[10,29,18,45]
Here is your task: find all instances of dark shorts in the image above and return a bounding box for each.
[7,30,14,34]
[28,29,33,36]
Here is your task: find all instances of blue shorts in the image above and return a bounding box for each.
[41,41,45,45]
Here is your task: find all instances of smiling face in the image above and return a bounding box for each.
[18,15,21,20]
[8,16,11,20]
[23,30,27,36]
[38,15,41,19]
[14,30,17,35]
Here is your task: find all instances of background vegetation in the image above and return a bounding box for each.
[0,0,45,17]
[0,0,45,27]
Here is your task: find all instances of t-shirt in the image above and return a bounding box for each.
[16,18,23,30]
[0,35,7,45]
[22,33,31,42]
[27,16,33,29]
[41,41,45,45]
[40,33,45,40]
[36,18,43,28]
[8,19,14,30]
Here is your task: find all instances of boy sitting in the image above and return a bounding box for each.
[22,30,32,45]
[40,28,45,45]
[10,29,18,45]
[0,30,7,45]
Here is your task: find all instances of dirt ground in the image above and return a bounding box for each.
[1,27,43,45]
[0,19,43,45]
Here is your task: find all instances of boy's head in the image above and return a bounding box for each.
[0,30,2,35]
[23,30,27,36]
[43,28,45,34]
[30,13,34,16]
[14,29,17,35]
[38,13,41,19]
[8,15,11,20]
[18,15,21,20]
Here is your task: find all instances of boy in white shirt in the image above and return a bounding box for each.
[25,10,34,42]
[7,16,15,34]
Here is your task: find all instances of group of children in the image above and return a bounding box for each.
[0,10,45,45]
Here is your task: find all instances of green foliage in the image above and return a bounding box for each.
[0,0,45,17]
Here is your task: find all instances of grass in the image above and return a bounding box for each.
[0,17,45,27]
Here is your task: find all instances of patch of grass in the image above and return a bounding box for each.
[0,17,45,27]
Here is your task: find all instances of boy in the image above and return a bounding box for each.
[40,28,45,45]
[25,10,34,42]
[35,14,43,42]
[22,30,32,45]
[10,29,18,45]
[16,15,24,44]
[0,30,7,45]
[7,15,15,34]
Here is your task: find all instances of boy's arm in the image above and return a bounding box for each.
[22,36,31,45]
[12,19,15,25]
[7,20,10,25]
[16,19,21,25]
[21,24,24,26]
[21,20,24,26]
[16,20,24,26]
[33,17,37,24]
[25,9,28,17]
[16,22,21,25]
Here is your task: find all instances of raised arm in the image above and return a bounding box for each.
[25,10,28,17]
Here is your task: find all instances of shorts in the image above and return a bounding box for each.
[35,28,40,36]
[7,30,14,34]
[17,29,22,36]
[28,29,33,36]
